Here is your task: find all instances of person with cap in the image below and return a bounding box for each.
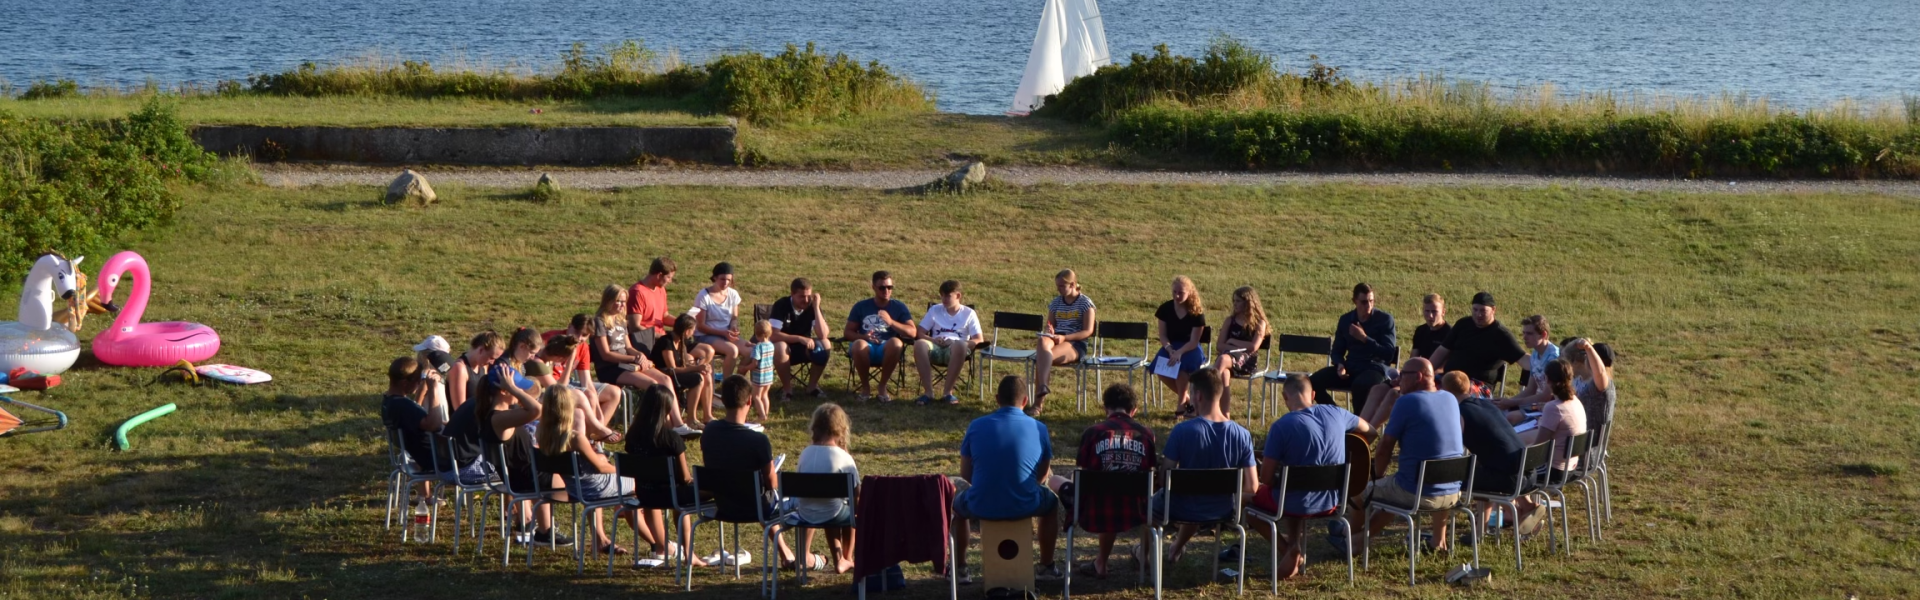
[1430,291,1526,389]
[445,331,505,413]
[627,257,676,356]
[411,335,455,424]
[1308,283,1398,415]
[689,262,745,377]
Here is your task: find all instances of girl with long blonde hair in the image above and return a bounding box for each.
[1155,276,1210,415]
[535,385,645,557]
[792,402,860,573]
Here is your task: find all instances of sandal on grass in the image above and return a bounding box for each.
[1074,562,1108,579]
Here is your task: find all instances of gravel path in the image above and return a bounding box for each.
[258,164,1920,196]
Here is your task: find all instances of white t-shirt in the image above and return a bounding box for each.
[795,444,860,524]
[918,304,981,342]
[688,287,741,333]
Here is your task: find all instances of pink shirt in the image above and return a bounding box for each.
[1536,398,1588,470]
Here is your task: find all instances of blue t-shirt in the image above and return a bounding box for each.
[959,406,1053,519]
[1262,404,1359,515]
[1384,390,1466,496]
[1163,418,1256,521]
[1528,343,1562,385]
[848,298,913,343]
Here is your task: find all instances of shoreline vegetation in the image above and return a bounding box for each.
[3,38,1916,176]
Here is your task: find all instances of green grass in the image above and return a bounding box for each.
[1,181,1917,599]
[0,95,725,128]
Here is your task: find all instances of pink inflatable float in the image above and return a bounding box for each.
[92,251,221,366]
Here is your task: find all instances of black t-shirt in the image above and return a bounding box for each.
[700,420,774,473]
[1458,396,1525,494]
[1155,301,1207,348]
[1440,318,1525,385]
[768,296,821,338]
[626,430,688,488]
[441,398,484,466]
[1411,322,1451,359]
[381,394,435,468]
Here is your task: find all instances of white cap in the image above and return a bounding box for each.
[412,335,451,354]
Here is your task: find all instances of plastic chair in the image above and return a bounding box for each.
[1064,468,1157,599]
[976,312,1045,403]
[774,471,857,589]
[1244,463,1355,589]
[1362,454,1479,585]
[1469,440,1553,571]
[1152,468,1248,599]
[1075,321,1153,411]
[688,466,780,597]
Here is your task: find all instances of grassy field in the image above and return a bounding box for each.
[0,95,725,128]
[0,181,1916,599]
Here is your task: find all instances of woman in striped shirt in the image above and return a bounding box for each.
[1031,269,1096,416]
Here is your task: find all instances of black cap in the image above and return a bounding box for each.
[712,262,734,279]
[1593,342,1616,368]
[1471,291,1496,307]
[423,349,452,373]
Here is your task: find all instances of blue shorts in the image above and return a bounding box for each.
[785,342,831,366]
[1155,347,1207,374]
[850,342,890,364]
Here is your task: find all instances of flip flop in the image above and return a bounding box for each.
[1074,562,1108,579]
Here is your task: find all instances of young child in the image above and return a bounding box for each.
[748,319,777,425]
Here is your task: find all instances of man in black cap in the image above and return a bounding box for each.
[1429,291,1525,388]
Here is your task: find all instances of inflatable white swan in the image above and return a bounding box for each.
[0,254,84,375]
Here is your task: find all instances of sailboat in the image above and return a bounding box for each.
[1008,0,1110,116]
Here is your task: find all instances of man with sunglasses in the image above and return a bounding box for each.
[844,271,916,402]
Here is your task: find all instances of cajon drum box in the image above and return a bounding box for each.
[980,519,1035,593]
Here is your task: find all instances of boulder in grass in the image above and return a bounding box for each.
[894,160,990,195]
[530,172,560,203]
[385,169,437,205]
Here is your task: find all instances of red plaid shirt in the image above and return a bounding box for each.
[1072,414,1157,533]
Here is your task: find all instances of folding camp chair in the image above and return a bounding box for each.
[1076,321,1153,411]
[0,395,67,438]
[976,312,1045,403]
[915,303,981,402]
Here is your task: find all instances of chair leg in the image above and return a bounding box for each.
[1402,514,1417,586]
[1235,524,1247,595]
[1153,525,1165,600]
[1064,526,1074,600]
[1268,520,1278,596]
[385,472,399,530]
[1338,518,1354,583]
[429,487,441,543]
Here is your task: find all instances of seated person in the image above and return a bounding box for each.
[1214,286,1271,418]
[791,403,860,574]
[1071,384,1157,578]
[1410,294,1451,360]
[533,335,622,444]
[1430,291,1525,389]
[1348,358,1465,555]
[1510,359,1587,534]
[381,356,442,483]
[473,376,569,546]
[534,385,645,557]
[769,278,832,400]
[1250,376,1370,580]
[1445,371,1525,537]
[1031,269,1096,415]
[689,262,744,375]
[655,315,715,432]
[1155,276,1210,415]
[949,376,1068,582]
[1497,314,1560,411]
[626,256,677,356]
[699,376,797,567]
[844,271,915,402]
[591,286,676,399]
[1157,368,1258,563]
[625,384,706,568]
[1308,283,1397,416]
[1564,338,1616,431]
[445,331,505,412]
[913,280,983,405]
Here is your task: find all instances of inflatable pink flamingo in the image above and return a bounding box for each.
[92,251,221,366]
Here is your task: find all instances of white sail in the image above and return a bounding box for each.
[1061,0,1110,79]
[1009,0,1069,115]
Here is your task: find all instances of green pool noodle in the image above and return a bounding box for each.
[112,403,177,451]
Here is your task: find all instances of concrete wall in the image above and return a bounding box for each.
[192,125,737,166]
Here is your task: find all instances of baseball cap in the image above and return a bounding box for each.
[412,335,451,354]
[1470,291,1496,307]
[422,349,452,373]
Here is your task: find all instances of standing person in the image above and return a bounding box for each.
[1429,291,1525,389]
[1154,276,1209,416]
[769,278,832,401]
[1071,384,1157,578]
[913,280,983,406]
[792,403,860,574]
[1409,294,1450,360]
[747,319,776,426]
[1348,359,1464,555]
[689,262,744,376]
[1032,269,1096,416]
[1307,283,1398,415]
[592,286,686,431]
[1156,368,1258,563]
[1250,377,1371,580]
[949,376,1068,583]
[627,257,677,356]
[844,271,916,403]
[1497,315,1560,411]
[1563,338,1615,431]
[445,331,505,413]
[654,315,715,433]
[700,376,798,568]
[625,385,707,568]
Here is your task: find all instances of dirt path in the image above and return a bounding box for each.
[258,164,1920,196]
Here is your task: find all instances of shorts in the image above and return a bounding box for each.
[850,342,891,365]
[672,370,705,395]
[752,368,775,387]
[784,342,831,366]
[1155,347,1206,375]
[1359,476,1459,512]
[595,363,636,385]
[949,476,1059,520]
[782,499,856,528]
[1222,350,1260,378]
[571,474,637,502]
[923,338,967,364]
[694,334,732,347]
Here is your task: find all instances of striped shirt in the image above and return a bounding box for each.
[1047,294,1096,336]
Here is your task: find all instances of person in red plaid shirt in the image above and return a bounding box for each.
[1070,384,1158,578]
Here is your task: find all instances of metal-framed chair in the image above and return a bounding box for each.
[1362,454,1479,585]
[1147,326,1213,409]
[1063,468,1158,599]
[557,450,641,575]
[1213,335,1272,426]
[1076,321,1154,411]
[616,451,711,585]
[773,471,857,589]
[1260,335,1333,412]
[1469,440,1553,571]
[384,427,442,543]
[1244,463,1356,590]
[480,436,560,567]
[688,466,781,597]
[1152,468,1248,599]
[1535,430,1597,554]
[432,433,498,556]
[976,311,1045,403]
[1591,421,1615,525]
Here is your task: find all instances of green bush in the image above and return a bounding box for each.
[703,43,932,123]
[20,79,81,100]
[0,100,219,274]
[1037,37,1296,123]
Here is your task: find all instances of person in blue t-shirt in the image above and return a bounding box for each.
[1351,358,1466,555]
[949,376,1068,582]
[1157,368,1258,563]
[842,270,916,402]
[1251,376,1372,579]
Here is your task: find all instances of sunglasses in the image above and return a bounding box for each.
[876,285,894,290]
